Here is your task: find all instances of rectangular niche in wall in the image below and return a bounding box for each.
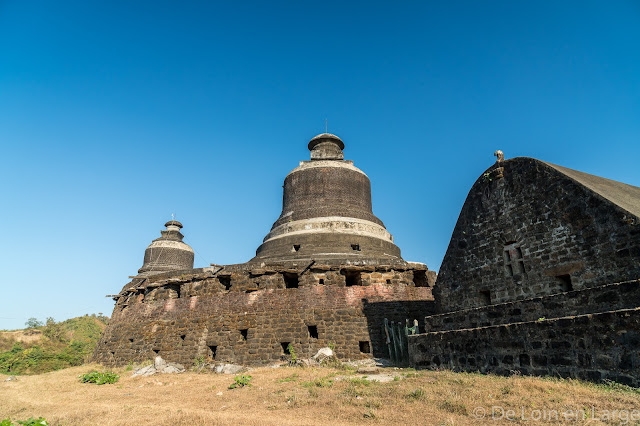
[342,270,362,286]
[167,284,181,298]
[219,275,232,291]
[280,342,292,355]
[503,242,525,277]
[240,329,248,341]
[208,345,217,360]
[359,341,371,354]
[479,289,492,306]
[556,274,573,292]
[283,272,299,288]
[412,270,428,287]
[307,325,318,339]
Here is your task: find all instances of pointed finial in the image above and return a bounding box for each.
[494,150,504,163]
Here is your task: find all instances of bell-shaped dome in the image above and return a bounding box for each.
[138,220,194,275]
[253,133,402,262]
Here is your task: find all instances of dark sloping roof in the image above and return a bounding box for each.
[542,161,640,218]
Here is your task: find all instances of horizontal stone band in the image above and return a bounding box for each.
[263,216,393,243]
[286,160,368,178]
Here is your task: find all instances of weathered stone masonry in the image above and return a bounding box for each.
[95,263,434,366]
[411,307,640,387]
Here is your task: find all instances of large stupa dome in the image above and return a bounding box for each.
[252,133,402,262]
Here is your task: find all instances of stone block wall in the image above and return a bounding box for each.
[409,307,640,387]
[94,263,434,366]
[435,158,640,312]
[424,279,640,332]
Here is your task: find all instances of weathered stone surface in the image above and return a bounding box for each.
[312,347,334,362]
[95,262,435,367]
[409,308,640,387]
[424,279,640,332]
[214,364,246,374]
[132,365,156,377]
[434,157,640,311]
[131,356,185,376]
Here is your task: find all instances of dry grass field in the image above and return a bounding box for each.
[0,330,43,345]
[2,363,640,425]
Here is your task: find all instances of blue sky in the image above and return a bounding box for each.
[1,1,638,329]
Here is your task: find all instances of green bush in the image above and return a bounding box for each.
[229,374,252,389]
[79,371,120,385]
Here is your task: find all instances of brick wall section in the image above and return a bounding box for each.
[425,279,640,332]
[94,263,434,366]
[435,158,640,312]
[409,308,640,387]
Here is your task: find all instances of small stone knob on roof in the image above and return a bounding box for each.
[164,220,182,229]
[494,150,504,163]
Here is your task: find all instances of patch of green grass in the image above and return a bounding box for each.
[302,377,333,388]
[439,399,467,415]
[595,379,640,395]
[79,371,120,385]
[348,377,371,386]
[279,373,299,383]
[286,394,298,407]
[1,417,48,426]
[407,387,425,400]
[229,374,252,389]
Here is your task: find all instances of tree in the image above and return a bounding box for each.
[43,317,66,342]
[25,318,43,329]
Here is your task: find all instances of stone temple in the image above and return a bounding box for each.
[408,157,640,386]
[94,133,435,366]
